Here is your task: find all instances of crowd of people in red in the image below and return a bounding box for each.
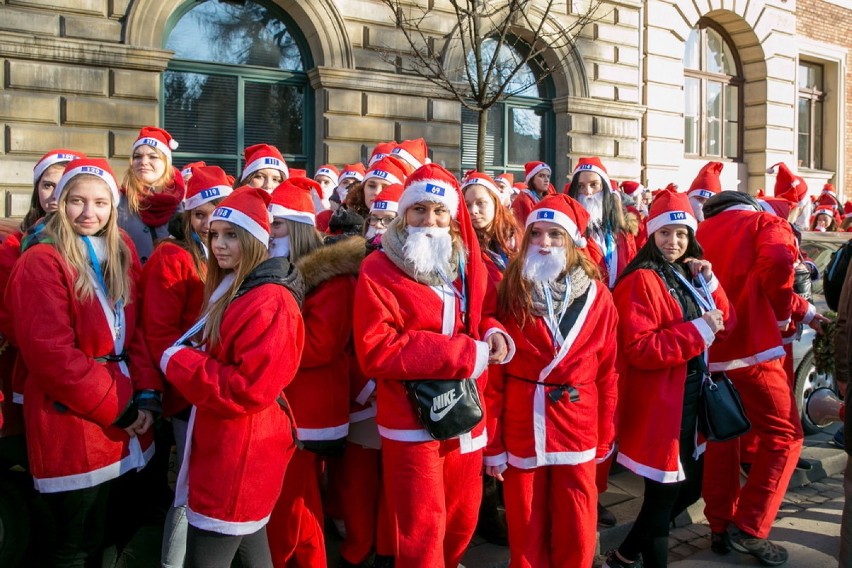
[0,126,835,568]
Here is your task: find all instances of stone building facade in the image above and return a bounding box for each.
[0,0,848,216]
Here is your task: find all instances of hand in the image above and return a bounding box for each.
[683,257,713,280]
[125,410,153,437]
[808,313,831,335]
[484,463,507,481]
[486,333,509,364]
[701,309,725,334]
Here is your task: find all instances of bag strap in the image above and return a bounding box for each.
[557,286,590,342]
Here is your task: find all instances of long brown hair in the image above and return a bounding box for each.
[121,145,175,214]
[497,226,599,326]
[202,223,269,347]
[44,175,132,305]
[22,163,65,232]
[285,220,325,263]
[464,184,520,262]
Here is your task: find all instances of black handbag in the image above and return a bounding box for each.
[405,378,483,441]
[698,371,751,442]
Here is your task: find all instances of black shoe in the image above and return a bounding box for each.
[372,554,395,568]
[602,549,636,567]
[796,457,813,471]
[710,531,731,554]
[727,526,789,566]
[597,502,617,527]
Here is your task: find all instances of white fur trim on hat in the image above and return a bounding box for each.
[370,200,399,214]
[34,152,80,183]
[341,169,365,182]
[646,210,698,235]
[390,146,424,169]
[368,154,387,167]
[184,185,233,210]
[572,163,612,194]
[268,204,316,226]
[688,188,715,200]
[397,179,460,218]
[53,165,120,205]
[524,163,551,185]
[241,156,289,182]
[315,167,339,186]
[210,206,270,245]
[462,177,502,201]
[364,168,402,186]
[133,136,175,161]
[525,208,587,248]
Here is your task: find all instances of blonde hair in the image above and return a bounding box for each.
[202,223,269,347]
[285,220,325,263]
[121,145,175,214]
[498,226,599,326]
[44,174,132,305]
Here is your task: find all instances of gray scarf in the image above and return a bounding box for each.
[530,265,592,318]
[381,222,460,286]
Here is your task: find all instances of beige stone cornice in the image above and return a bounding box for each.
[0,31,173,71]
[554,95,645,119]
[308,67,460,100]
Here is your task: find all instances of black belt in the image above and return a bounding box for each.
[95,351,129,363]
[509,375,580,404]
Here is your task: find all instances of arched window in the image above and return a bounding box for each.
[683,22,742,160]
[162,0,312,175]
[460,38,555,176]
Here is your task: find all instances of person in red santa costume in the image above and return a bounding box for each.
[841,201,852,232]
[265,177,362,568]
[139,164,233,568]
[7,158,160,566]
[618,180,648,249]
[240,144,289,192]
[686,161,724,224]
[485,194,618,568]
[158,187,305,567]
[604,189,734,568]
[511,161,557,225]
[117,126,185,264]
[353,163,514,568]
[697,179,813,566]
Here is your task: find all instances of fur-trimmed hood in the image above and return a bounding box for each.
[296,235,366,293]
[624,208,642,236]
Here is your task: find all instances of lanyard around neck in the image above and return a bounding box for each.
[437,254,467,317]
[671,268,714,312]
[81,235,124,338]
[543,275,571,349]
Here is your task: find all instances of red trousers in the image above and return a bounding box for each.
[335,442,394,564]
[382,438,482,568]
[596,453,613,493]
[740,344,796,461]
[267,449,326,568]
[503,461,597,568]
[703,359,804,538]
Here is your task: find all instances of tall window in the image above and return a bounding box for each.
[683,23,742,160]
[798,61,824,170]
[460,39,554,176]
[162,0,312,175]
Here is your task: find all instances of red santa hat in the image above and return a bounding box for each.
[133,126,179,162]
[180,161,207,180]
[768,162,807,204]
[269,178,317,226]
[525,194,589,249]
[53,158,120,204]
[340,163,366,183]
[461,171,502,202]
[571,157,613,194]
[184,166,233,210]
[211,186,272,245]
[370,183,404,214]
[369,142,396,167]
[814,207,835,219]
[688,161,723,199]
[397,164,462,219]
[844,200,852,218]
[646,188,698,235]
[619,180,645,197]
[817,191,840,210]
[364,156,407,187]
[822,182,838,198]
[524,161,552,185]
[33,148,87,183]
[391,138,430,170]
[495,173,514,188]
[241,144,289,183]
[314,164,340,186]
[289,168,307,178]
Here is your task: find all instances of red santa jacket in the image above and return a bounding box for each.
[353,251,506,454]
[289,238,362,443]
[0,231,24,435]
[140,242,204,417]
[613,269,734,482]
[511,186,556,226]
[484,280,618,469]
[697,208,797,371]
[160,273,304,535]
[586,230,637,288]
[8,239,159,492]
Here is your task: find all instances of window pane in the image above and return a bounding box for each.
[460,106,502,169]
[507,107,544,165]
[814,100,823,169]
[164,71,237,154]
[684,77,700,154]
[468,39,541,98]
[798,98,811,166]
[705,81,722,156]
[799,62,824,90]
[723,84,739,159]
[724,120,738,159]
[725,84,738,121]
[705,28,725,74]
[684,29,700,70]
[244,82,304,155]
[166,0,304,70]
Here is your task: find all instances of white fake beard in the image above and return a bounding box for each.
[689,196,705,223]
[269,236,290,258]
[793,199,813,231]
[365,225,387,240]
[522,245,567,283]
[578,192,604,225]
[336,185,350,203]
[403,226,453,275]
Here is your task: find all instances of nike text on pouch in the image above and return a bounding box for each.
[425,183,446,196]
[213,208,232,219]
[668,211,687,221]
[429,387,461,421]
[200,188,221,199]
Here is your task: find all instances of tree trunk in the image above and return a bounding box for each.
[476,108,488,172]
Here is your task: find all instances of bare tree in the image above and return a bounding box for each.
[376,0,606,171]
